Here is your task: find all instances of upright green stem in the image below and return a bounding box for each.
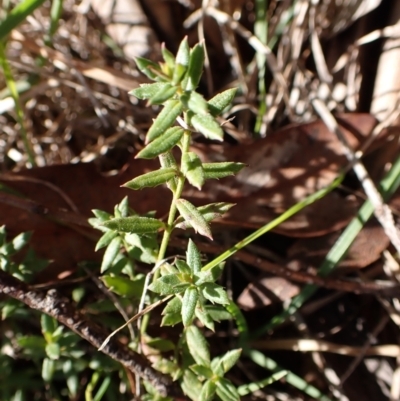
[156,129,191,265]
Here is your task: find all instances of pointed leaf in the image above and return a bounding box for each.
[149,83,178,105]
[176,38,190,65]
[175,259,191,274]
[203,162,246,179]
[137,126,184,159]
[175,202,235,229]
[191,365,213,379]
[187,91,208,115]
[191,113,224,141]
[176,199,213,239]
[172,37,190,84]
[159,151,179,191]
[218,349,242,374]
[182,286,198,327]
[162,296,182,315]
[102,216,165,234]
[200,283,230,305]
[129,82,166,100]
[101,275,145,298]
[195,296,215,331]
[123,168,177,190]
[185,43,205,91]
[187,239,202,273]
[186,325,210,366]
[199,379,217,401]
[134,57,162,80]
[161,44,175,70]
[91,209,112,222]
[117,196,129,217]
[95,230,118,251]
[146,100,184,143]
[182,151,204,189]
[161,312,182,326]
[216,378,240,401]
[100,237,122,273]
[208,88,237,116]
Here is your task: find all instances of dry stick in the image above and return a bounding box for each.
[312,98,400,255]
[0,270,183,398]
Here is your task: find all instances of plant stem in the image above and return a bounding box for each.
[156,129,191,265]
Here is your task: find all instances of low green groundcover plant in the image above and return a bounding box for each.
[88,38,246,401]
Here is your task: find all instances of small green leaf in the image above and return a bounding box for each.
[175,259,191,274]
[200,283,230,305]
[117,196,130,217]
[135,57,162,80]
[159,151,179,191]
[11,231,31,252]
[123,168,177,190]
[162,296,182,315]
[176,199,213,240]
[149,274,183,295]
[95,230,118,251]
[102,216,165,234]
[217,349,242,374]
[172,37,190,84]
[196,297,215,331]
[203,162,246,179]
[176,38,190,66]
[186,325,210,366]
[125,233,158,264]
[161,312,182,327]
[207,305,232,321]
[208,88,237,116]
[101,274,145,297]
[182,151,204,189]
[146,337,176,352]
[41,314,57,336]
[216,378,240,401]
[175,202,235,230]
[91,209,112,222]
[149,83,178,105]
[187,91,208,115]
[191,365,213,380]
[42,358,56,382]
[146,100,184,143]
[129,82,166,100]
[182,370,203,401]
[100,237,122,273]
[137,126,184,159]
[45,342,60,360]
[161,44,175,70]
[172,63,188,85]
[191,113,224,141]
[182,286,199,327]
[195,263,224,285]
[185,43,205,91]
[187,239,202,273]
[199,379,217,401]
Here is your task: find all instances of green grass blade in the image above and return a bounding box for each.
[237,370,287,396]
[255,153,400,336]
[245,349,333,401]
[48,0,63,39]
[202,174,344,272]
[0,42,36,166]
[0,0,46,41]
